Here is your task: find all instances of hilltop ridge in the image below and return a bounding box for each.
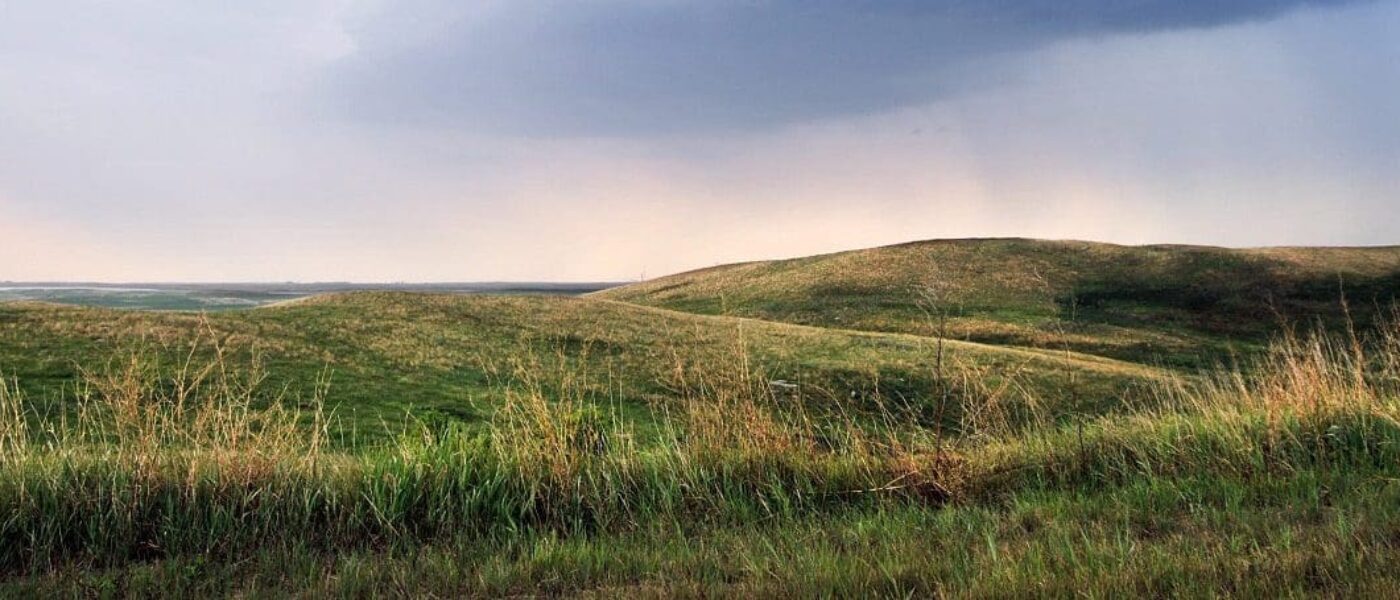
[595,238,1400,366]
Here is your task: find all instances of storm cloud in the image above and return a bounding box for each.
[331,0,1367,135]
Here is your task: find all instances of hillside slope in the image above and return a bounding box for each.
[0,292,1159,442]
[595,238,1400,367]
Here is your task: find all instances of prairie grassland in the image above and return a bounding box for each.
[1,302,1399,596]
[0,293,1161,444]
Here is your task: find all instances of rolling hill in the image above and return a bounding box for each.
[595,238,1400,367]
[0,292,1159,443]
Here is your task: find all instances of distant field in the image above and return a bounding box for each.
[0,282,618,311]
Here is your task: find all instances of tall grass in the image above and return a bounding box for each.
[0,377,27,462]
[971,317,1400,498]
[1,316,1397,583]
[0,336,952,573]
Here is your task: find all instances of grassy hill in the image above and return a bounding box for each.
[596,238,1400,367]
[0,292,1158,443]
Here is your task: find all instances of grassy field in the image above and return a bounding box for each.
[2,240,1400,596]
[0,282,614,311]
[0,293,1159,445]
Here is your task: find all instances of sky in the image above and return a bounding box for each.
[1,0,1397,282]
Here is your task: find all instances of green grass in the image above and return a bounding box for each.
[10,471,1396,598]
[596,238,1400,368]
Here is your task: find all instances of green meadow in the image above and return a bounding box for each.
[2,239,1400,597]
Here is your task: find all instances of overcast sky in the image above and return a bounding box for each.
[2,0,1397,282]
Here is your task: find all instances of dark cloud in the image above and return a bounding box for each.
[330,0,1365,136]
